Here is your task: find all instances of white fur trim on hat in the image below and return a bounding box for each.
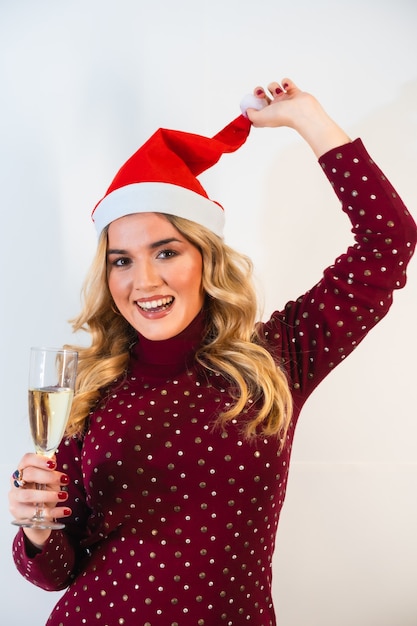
[240,93,268,118]
[92,182,225,237]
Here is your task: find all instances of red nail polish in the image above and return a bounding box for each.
[60,474,70,485]
[256,89,264,96]
[46,460,56,469]
[275,87,283,95]
[63,508,71,516]
[57,491,68,500]
[283,82,289,89]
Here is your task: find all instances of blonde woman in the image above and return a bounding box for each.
[9,77,416,626]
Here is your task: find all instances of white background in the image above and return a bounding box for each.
[1,1,416,624]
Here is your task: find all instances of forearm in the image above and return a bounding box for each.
[292,106,351,158]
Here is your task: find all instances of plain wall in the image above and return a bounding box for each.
[1,1,416,624]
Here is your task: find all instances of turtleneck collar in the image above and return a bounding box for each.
[130,308,207,370]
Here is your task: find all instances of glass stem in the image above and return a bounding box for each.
[32,483,47,521]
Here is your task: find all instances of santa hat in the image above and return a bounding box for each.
[92,114,252,237]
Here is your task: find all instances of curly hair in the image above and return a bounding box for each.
[65,214,292,444]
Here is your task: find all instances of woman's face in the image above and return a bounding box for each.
[107,212,204,341]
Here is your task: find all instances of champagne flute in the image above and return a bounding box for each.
[12,347,78,530]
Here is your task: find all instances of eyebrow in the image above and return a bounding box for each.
[107,237,182,256]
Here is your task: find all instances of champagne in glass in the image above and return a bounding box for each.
[12,347,78,530]
[28,387,74,458]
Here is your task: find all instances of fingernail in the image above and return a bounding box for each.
[60,474,70,485]
[256,89,264,96]
[63,508,71,516]
[275,87,283,95]
[46,460,56,469]
[283,82,289,89]
[58,491,68,500]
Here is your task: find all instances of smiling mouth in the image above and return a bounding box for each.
[136,296,174,312]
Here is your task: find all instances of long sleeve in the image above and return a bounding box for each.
[263,138,416,411]
[12,436,91,591]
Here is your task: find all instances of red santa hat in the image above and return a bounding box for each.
[92,114,252,237]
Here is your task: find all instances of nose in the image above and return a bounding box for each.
[133,258,163,292]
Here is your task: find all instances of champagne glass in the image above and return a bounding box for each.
[12,347,78,530]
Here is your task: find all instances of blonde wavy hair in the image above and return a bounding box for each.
[66,214,293,444]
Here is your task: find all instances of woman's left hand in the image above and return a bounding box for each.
[245,77,351,157]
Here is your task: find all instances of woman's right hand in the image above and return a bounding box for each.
[9,452,71,548]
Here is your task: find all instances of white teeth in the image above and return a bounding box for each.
[137,297,174,311]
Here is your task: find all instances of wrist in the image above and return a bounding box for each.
[23,527,51,553]
[292,108,351,158]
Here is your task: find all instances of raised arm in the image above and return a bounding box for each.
[247,78,417,404]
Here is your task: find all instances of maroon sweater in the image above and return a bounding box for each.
[13,139,417,626]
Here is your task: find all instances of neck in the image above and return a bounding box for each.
[131,309,207,369]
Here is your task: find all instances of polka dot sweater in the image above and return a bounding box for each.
[13,139,416,625]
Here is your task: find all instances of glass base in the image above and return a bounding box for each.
[11,518,65,530]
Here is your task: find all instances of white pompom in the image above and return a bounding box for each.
[240,93,268,118]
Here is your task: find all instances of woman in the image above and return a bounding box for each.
[9,78,417,625]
